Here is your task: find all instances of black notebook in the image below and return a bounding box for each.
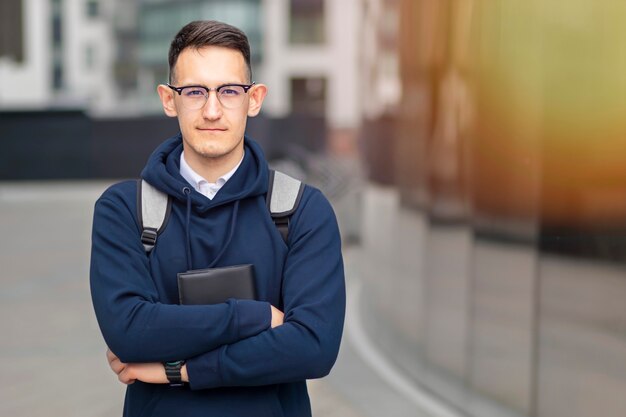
[177,264,257,305]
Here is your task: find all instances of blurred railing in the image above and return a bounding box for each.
[0,110,325,180]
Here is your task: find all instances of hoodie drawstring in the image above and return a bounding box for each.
[183,187,193,271]
[181,187,241,271]
[207,200,240,269]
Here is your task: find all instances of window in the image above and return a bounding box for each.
[52,0,62,47]
[85,45,95,69]
[0,0,24,62]
[291,77,326,115]
[86,0,99,18]
[53,62,63,90]
[51,0,64,90]
[289,0,325,44]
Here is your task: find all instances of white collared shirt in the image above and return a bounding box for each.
[179,151,244,200]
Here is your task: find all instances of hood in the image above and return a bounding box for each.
[141,133,270,212]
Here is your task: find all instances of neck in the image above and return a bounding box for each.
[182,145,244,183]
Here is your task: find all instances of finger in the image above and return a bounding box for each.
[110,358,126,374]
[118,367,134,385]
[106,348,117,364]
[118,367,126,383]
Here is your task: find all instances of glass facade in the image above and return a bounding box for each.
[360,1,626,416]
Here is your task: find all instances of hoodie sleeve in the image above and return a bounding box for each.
[89,186,271,364]
[185,188,346,389]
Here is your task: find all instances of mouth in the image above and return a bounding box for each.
[197,127,227,132]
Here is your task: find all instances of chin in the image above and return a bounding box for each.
[200,144,237,159]
[184,134,243,159]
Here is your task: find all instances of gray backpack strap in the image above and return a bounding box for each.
[138,179,171,252]
[267,170,304,243]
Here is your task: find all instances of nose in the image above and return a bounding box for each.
[202,89,223,120]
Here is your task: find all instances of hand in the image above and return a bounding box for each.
[107,349,184,385]
[107,348,135,385]
[270,305,284,328]
[119,362,169,385]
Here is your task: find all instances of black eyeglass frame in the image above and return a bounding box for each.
[166,83,256,109]
[167,83,256,96]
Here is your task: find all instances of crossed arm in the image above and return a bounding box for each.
[92,188,345,389]
[106,306,285,385]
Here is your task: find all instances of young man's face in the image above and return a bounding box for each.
[157,46,266,167]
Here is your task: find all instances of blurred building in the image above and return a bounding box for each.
[358,0,402,185]
[360,0,401,120]
[261,0,360,131]
[131,0,361,131]
[0,0,116,113]
[1,0,363,130]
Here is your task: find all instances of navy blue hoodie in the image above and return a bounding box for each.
[90,134,346,417]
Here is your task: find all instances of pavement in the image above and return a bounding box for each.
[0,181,439,417]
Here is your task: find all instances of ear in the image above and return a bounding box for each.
[247,83,268,117]
[157,84,178,117]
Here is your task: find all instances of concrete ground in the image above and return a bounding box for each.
[0,181,434,417]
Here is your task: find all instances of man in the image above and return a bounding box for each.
[90,20,345,417]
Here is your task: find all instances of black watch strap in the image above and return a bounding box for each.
[163,360,185,387]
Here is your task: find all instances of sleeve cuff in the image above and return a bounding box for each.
[186,348,221,390]
[235,299,271,339]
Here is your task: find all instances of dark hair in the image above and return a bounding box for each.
[168,20,252,83]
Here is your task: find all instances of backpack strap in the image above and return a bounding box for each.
[267,170,305,243]
[137,170,302,252]
[137,179,171,253]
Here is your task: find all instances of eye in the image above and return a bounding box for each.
[182,87,206,97]
[220,86,242,96]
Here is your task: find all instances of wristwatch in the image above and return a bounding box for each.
[163,360,186,387]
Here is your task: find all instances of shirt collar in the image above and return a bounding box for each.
[179,151,244,195]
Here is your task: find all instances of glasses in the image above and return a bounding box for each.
[167,83,255,110]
